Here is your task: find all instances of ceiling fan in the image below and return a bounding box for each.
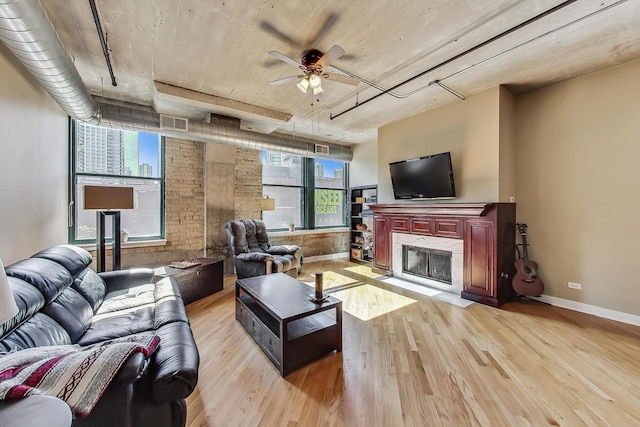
[268,45,360,95]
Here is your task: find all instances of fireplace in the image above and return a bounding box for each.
[392,233,463,295]
[403,246,452,284]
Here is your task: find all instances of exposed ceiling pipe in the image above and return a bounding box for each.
[0,0,352,161]
[330,0,579,120]
[88,0,117,87]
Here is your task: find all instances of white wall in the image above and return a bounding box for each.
[349,140,378,188]
[0,45,69,264]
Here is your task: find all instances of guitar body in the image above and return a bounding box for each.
[512,223,545,297]
[513,258,544,296]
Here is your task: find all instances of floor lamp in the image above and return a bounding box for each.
[84,185,134,272]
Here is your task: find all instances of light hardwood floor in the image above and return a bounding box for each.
[185,259,640,427]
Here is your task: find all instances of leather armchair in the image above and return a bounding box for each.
[225,219,301,279]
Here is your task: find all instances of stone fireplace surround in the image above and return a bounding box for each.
[392,233,463,295]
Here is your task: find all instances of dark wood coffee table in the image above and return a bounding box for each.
[235,273,342,376]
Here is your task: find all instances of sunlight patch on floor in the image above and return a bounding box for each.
[299,271,360,290]
[380,276,474,308]
[343,265,387,279]
[331,284,417,321]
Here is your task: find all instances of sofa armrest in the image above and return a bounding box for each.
[99,268,155,293]
[110,352,149,387]
[135,322,199,404]
[267,245,300,256]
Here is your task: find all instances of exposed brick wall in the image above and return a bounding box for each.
[270,231,350,258]
[234,148,262,220]
[121,137,205,267]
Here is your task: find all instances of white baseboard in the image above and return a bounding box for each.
[529,294,640,327]
[303,252,350,263]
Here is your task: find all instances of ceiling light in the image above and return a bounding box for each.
[313,86,324,95]
[308,72,322,89]
[296,78,309,93]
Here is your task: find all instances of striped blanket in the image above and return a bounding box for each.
[0,335,160,418]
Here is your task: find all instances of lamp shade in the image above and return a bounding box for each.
[0,257,19,324]
[84,186,134,210]
[260,197,276,211]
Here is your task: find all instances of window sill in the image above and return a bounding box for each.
[76,239,168,251]
[269,227,349,237]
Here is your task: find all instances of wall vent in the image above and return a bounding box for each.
[315,144,330,155]
[160,114,189,132]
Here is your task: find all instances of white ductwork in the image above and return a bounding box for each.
[0,0,353,161]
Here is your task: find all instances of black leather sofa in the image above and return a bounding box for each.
[0,245,199,427]
[225,219,301,279]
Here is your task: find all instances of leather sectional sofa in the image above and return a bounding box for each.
[0,244,199,427]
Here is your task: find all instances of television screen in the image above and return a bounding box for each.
[389,152,456,200]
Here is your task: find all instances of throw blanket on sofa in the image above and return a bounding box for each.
[0,335,160,418]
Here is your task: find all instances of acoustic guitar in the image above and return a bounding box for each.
[513,223,544,296]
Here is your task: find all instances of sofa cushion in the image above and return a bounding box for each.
[77,279,188,346]
[0,313,72,354]
[31,244,93,277]
[42,288,94,343]
[72,268,107,311]
[1,277,45,338]
[97,279,180,314]
[5,258,72,304]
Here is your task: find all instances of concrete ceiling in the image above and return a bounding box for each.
[39,0,640,146]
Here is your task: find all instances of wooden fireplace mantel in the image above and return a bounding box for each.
[369,202,516,307]
[368,203,491,217]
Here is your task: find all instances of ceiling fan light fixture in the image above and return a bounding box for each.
[313,86,324,95]
[308,72,322,89]
[297,77,309,93]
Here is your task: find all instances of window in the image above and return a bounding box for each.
[314,158,347,227]
[261,150,347,230]
[70,120,165,243]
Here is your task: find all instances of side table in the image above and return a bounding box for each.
[153,258,223,304]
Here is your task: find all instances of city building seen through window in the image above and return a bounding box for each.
[70,120,165,243]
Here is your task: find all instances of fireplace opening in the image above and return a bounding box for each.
[402,245,452,285]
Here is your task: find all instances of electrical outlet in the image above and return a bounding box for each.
[568,281,582,290]
[509,196,515,203]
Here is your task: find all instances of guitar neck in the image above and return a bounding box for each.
[521,234,529,266]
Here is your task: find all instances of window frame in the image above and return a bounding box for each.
[261,151,348,231]
[68,118,166,244]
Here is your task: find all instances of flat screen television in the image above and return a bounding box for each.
[389,151,456,200]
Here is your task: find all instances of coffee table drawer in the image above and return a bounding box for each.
[236,300,248,324]
[260,327,282,363]
[246,311,262,341]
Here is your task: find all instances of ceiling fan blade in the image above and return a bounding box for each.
[304,12,339,47]
[323,72,360,86]
[269,75,304,86]
[316,45,346,70]
[268,51,306,71]
[260,21,302,49]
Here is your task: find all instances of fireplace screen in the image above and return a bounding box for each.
[402,245,452,284]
